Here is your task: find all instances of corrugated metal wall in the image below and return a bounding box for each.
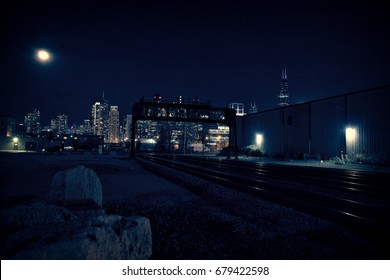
[346,87,390,163]
[238,85,390,163]
[282,104,310,157]
[310,96,346,159]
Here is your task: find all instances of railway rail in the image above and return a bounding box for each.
[137,153,390,236]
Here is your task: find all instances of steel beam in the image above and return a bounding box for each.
[130,97,237,159]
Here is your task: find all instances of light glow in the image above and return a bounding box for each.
[346,127,356,142]
[13,137,19,143]
[35,49,52,63]
[256,133,263,147]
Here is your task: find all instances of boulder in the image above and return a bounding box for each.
[0,202,77,228]
[50,165,103,206]
[1,202,152,260]
[1,165,153,260]
[52,199,105,219]
[7,215,152,260]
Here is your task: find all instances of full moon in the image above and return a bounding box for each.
[36,49,51,63]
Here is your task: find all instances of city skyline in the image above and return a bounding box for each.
[22,96,124,141]
[1,1,389,124]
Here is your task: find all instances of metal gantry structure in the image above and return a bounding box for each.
[130,95,238,159]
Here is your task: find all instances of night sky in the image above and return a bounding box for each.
[1,0,389,125]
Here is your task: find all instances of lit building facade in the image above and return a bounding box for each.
[83,119,92,134]
[91,93,110,142]
[229,103,245,116]
[101,95,110,142]
[50,119,57,131]
[108,105,120,143]
[92,102,104,136]
[57,114,68,134]
[24,108,41,135]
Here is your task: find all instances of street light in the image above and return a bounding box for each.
[256,133,263,148]
[346,127,356,143]
[345,127,357,158]
[13,137,19,150]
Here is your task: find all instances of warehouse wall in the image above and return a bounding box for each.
[238,85,390,164]
[346,87,390,163]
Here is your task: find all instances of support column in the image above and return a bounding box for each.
[130,117,137,159]
[227,125,232,159]
[234,122,238,159]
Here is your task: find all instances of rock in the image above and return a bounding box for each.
[52,199,105,219]
[0,202,77,227]
[1,209,152,259]
[2,165,152,260]
[50,165,103,206]
[28,215,151,259]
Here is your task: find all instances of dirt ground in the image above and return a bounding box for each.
[0,152,386,259]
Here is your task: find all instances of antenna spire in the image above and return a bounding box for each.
[282,68,287,80]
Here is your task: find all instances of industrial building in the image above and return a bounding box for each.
[237,85,390,164]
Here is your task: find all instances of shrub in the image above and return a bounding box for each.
[241,145,263,157]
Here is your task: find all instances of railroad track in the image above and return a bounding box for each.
[137,153,390,235]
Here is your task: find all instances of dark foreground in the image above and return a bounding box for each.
[0,152,387,259]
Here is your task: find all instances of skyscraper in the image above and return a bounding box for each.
[91,92,110,141]
[124,115,132,142]
[50,119,57,132]
[277,68,289,107]
[24,108,41,135]
[57,114,68,134]
[83,119,92,134]
[228,103,245,116]
[92,102,104,135]
[249,101,258,114]
[101,92,110,143]
[108,105,120,143]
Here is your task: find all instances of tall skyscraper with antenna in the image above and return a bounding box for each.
[277,68,289,107]
[249,101,258,114]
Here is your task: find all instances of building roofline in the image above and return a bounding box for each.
[245,84,390,116]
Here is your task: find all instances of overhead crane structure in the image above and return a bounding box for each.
[130,94,238,159]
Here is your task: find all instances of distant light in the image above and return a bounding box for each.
[13,137,19,143]
[141,138,157,144]
[154,93,162,102]
[35,49,52,63]
[178,96,183,103]
[256,133,263,147]
[346,127,357,142]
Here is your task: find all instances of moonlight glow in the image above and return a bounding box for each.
[35,49,51,63]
